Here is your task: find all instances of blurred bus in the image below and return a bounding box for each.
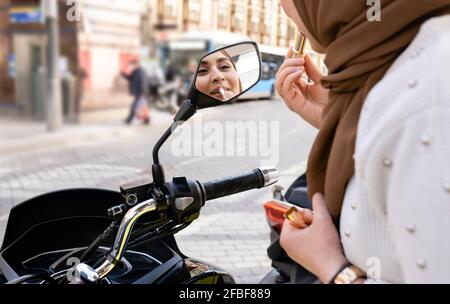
[240,44,287,100]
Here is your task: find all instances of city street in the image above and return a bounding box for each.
[0,97,317,283]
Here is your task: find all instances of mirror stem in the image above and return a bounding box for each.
[174,99,197,122]
[152,126,172,188]
[152,163,165,189]
[152,126,172,166]
[151,100,196,188]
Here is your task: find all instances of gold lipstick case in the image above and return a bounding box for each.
[292,31,306,58]
[284,207,306,228]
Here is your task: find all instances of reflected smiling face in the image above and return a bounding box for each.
[195,51,241,101]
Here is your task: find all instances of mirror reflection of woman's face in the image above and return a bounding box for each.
[196,51,240,101]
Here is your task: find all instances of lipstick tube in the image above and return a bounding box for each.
[284,206,310,228]
[292,31,307,58]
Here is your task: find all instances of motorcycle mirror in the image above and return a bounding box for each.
[153,42,261,188]
[187,41,261,109]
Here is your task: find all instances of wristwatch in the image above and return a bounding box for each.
[331,264,366,284]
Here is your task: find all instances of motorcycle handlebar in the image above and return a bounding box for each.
[201,167,279,201]
[66,168,279,283]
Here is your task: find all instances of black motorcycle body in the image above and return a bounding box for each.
[0,188,234,284]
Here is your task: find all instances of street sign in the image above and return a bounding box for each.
[9,6,43,24]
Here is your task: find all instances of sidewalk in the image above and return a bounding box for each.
[0,107,174,156]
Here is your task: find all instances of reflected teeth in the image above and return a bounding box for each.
[213,88,227,94]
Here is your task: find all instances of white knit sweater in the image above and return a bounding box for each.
[339,15,450,284]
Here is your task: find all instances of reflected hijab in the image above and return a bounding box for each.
[293,0,450,220]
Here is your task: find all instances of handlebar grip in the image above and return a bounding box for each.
[202,167,279,201]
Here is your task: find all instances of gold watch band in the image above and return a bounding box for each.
[333,265,366,284]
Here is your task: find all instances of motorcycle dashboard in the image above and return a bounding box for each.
[0,215,187,284]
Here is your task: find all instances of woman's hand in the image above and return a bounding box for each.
[286,207,314,229]
[275,50,329,129]
[280,193,348,284]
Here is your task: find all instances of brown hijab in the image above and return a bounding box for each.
[293,0,450,220]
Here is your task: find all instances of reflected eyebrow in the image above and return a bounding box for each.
[217,57,232,64]
[200,57,231,66]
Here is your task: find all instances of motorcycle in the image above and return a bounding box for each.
[148,76,185,115]
[260,173,320,284]
[0,42,279,285]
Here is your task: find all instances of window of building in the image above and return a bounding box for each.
[218,2,229,29]
[188,0,201,21]
[231,3,244,31]
[250,14,259,32]
[279,19,288,37]
[263,13,271,34]
[163,0,177,17]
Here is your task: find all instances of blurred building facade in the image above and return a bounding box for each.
[1,0,322,121]
[142,0,326,94]
[0,0,145,120]
[143,0,298,48]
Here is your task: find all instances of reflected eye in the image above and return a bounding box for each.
[219,65,231,71]
[198,68,208,75]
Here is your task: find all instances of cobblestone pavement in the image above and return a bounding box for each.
[0,99,316,283]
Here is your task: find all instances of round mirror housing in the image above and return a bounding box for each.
[186,41,262,110]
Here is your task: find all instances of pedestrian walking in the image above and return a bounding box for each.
[122,59,150,125]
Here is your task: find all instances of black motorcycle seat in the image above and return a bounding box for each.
[287,187,312,210]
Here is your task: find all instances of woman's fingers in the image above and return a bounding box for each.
[276,66,299,96]
[300,208,314,225]
[297,78,308,96]
[276,66,304,97]
[276,57,305,78]
[294,208,314,227]
[281,68,304,99]
[293,216,307,229]
[281,218,298,234]
[312,193,333,222]
[296,77,328,107]
[283,47,297,60]
[276,54,321,89]
[285,207,314,229]
[286,48,294,59]
[304,54,323,83]
[285,215,307,229]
